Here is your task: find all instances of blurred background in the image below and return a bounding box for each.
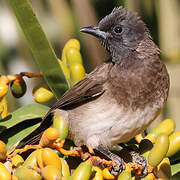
[0,0,180,129]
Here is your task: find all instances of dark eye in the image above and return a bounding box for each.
[114,26,122,34]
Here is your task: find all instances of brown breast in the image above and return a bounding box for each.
[108,53,170,111]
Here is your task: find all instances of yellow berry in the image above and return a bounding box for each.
[66,48,83,69]
[12,175,18,180]
[0,83,8,99]
[11,154,24,168]
[0,98,8,118]
[70,63,85,87]
[167,131,180,157]
[33,87,54,103]
[41,165,62,180]
[23,150,38,168]
[102,168,115,180]
[36,149,43,169]
[71,162,92,180]
[0,76,9,85]
[92,166,103,180]
[65,39,80,51]
[0,140,7,161]
[0,162,11,180]
[53,112,68,140]
[41,148,62,171]
[15,167,42,180]
[58,59,70,81]
[62,39,81,67]
[60,158,70,179]
[148,133,169,167]
[145,119,175,143]
[117,171,132,180]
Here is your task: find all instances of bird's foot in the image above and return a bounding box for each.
[109,153,125,176]
[129,151,148,177]
[95,145,125,176]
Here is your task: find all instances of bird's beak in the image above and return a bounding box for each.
[80,26,106,39]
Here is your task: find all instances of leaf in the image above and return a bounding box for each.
[0,103,49,149]
[0,118,41,150]
[171,163,180,176]
[0,103,49,133]
[8,0,69,98]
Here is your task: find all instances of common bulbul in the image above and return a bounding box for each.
[17,7,170,175]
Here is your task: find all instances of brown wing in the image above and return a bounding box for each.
[46,77,104,113]
[43,62,112,119]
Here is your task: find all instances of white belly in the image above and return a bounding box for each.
[68,92,162,148]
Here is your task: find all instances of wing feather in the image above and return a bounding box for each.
[44,62,113,119]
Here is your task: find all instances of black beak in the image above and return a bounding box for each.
[80,26,106,39]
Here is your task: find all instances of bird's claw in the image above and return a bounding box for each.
[110,155,125,176]
[141,164,148,178]
[95,145,126,176]
[130,151,148,177]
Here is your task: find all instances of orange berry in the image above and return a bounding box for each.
[40,128,59,147]
[0,140,7,161]
[0,83,8,99]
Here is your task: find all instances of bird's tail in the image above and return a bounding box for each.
[16,114,52,149]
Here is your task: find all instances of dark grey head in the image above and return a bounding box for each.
[80,7,153,61]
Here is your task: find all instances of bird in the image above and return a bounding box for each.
[17,7,169,175]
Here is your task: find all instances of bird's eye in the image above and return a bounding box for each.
[114,26,122,34]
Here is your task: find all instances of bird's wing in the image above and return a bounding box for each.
[48,77,104,111]
[43,62,112,119]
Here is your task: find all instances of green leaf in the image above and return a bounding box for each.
[8,0,69,98]
[0,103,49,133]
[0,118,41,150]
[0,104,50,149]
[171,163,180,176]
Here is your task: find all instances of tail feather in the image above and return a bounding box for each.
[16,127,43,149]
[16,114,53,149]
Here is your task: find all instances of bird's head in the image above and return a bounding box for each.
[80,7,151,62]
